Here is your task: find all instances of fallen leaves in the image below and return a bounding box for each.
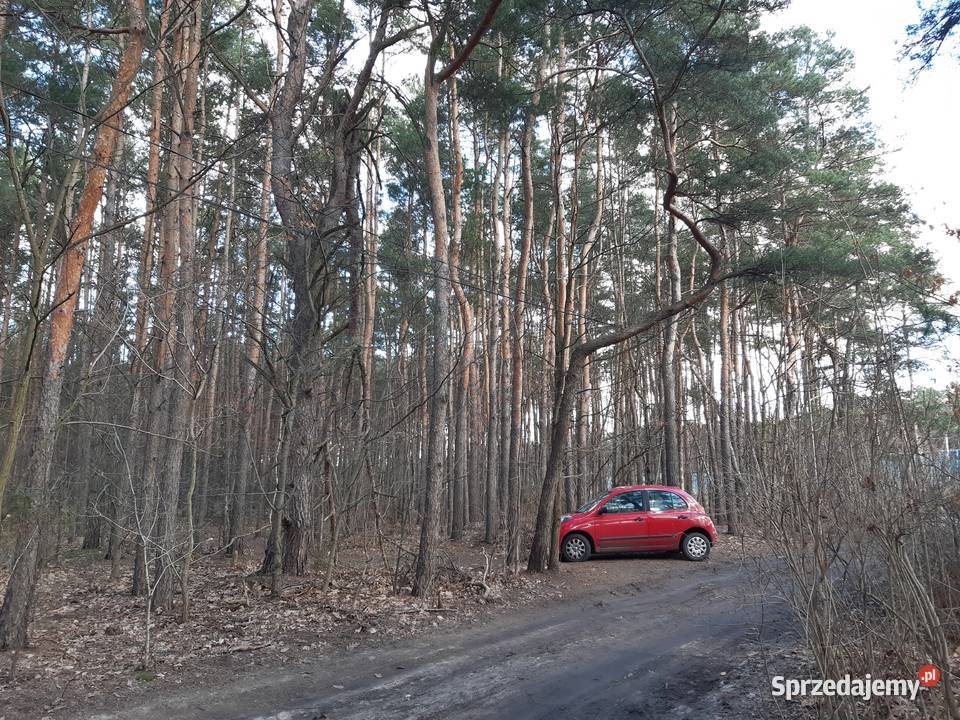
[0,528,526,719]
[0,531,758,719]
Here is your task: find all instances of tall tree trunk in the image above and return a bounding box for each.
[505,90,539,571]
[719,254,742,534]
[550,35,571,513]
[264,0,398,576]
[496,133,513,529]
[483,127,507,544]
[413,0,502,594]
[265,0,317,577]
[660,109,682,486]
[448,65,473,541]
[0,0,146,647]
[125,0,168,589]
[574,131,604,507]
[412,73,452,597]
[153,0,202,610]
[80,134,126,551]
[221,97,253,558]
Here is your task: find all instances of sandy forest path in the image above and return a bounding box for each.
[80,554,803,720]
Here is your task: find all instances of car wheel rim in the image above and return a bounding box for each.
[566,537,586,560]
[687,536,708,558]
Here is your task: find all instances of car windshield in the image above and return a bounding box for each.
[575,493,607,514]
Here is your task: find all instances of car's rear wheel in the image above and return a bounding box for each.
[561,533,591,562]
[680,532,711,561]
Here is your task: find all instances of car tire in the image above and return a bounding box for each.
[561,533,591,562]
[680,532,711,561]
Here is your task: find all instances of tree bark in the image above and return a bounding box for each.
[505,92,538,571]
[574,132,605,507]
[659,109,682,486]
[224,96,260,559]
[412,72,452,597]
[413,0,503,595]
[0,0,146,647]
[483,127,507,544]
[448,64,473,541]
[153,0,202,610]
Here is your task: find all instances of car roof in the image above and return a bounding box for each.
[607,484,689,494]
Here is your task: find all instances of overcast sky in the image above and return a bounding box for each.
[765,0,960,388]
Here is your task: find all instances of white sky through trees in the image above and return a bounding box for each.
[275,0,960,387]
[766,0,960,388]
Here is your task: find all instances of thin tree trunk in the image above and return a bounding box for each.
[574,131,604,508]
[505,85,539,572]
[153,0,203,611]
[660,109,682,486]
[412,72,452,597]
[448,63,473,541]
[483,126,507,544]
[413,1,502,594]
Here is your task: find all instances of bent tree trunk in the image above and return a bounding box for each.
[527,46,726,570]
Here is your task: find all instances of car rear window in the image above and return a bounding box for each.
[646,490,688,512]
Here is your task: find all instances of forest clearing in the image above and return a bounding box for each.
[1,0,959,718]
[5,533,795,718]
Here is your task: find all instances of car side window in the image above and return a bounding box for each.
[602,491,645,514]
[646,490,688,512]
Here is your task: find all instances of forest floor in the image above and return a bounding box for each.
[0,529,815,719]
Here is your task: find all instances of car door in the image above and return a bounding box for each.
[592,491,648,552]
[642,490,692,550]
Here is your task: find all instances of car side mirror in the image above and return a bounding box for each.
[597,505,608,514]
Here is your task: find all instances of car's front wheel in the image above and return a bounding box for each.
[680,532,711,561]
[561,533,591,562]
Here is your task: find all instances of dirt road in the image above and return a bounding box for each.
[81,554,800,720]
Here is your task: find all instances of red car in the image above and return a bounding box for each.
[559,485,719,562]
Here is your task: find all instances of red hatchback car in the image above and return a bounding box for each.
[559,485,719,562]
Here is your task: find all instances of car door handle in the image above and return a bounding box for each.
[634,518,645,522]
[678,515,688,520]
